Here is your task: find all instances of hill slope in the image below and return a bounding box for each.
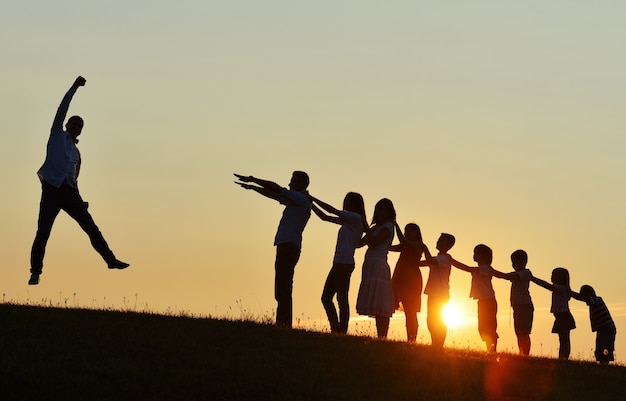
[0,304,624,400]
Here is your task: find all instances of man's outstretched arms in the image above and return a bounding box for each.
[234,174,282,201]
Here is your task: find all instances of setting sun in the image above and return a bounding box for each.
[2,0,625,368]
[442,302,462,328]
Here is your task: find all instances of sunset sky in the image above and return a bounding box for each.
[2,1,625,362]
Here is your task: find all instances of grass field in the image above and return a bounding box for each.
[1,303,624,401]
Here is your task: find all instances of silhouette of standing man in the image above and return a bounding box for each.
[29,76,129,285]
[234,172,312,328]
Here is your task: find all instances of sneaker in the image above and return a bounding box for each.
[108,259,130,270]
[28,273,40,285]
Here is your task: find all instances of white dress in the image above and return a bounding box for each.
[356,221,395,317]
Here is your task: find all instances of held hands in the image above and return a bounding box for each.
[72,76,86,89]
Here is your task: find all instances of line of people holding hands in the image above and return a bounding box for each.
[235,171,616,364]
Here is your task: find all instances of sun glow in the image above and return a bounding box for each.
[442,302,462,328]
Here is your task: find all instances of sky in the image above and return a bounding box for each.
[2,1,626,362]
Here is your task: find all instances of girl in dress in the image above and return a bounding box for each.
[310,192,368,334]
[531,267,577,360]
[390,223,427,342]
[356,198,396,339]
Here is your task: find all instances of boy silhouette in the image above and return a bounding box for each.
[421,233,455,349]
[494,250,534,355]
[575,285,617,364]
[451,244,506,352]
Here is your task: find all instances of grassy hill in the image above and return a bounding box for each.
[1,304,624,401]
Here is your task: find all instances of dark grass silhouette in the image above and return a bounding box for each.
[1,304,624,401]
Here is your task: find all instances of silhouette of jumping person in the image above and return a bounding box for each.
[234,172,312,328]
[29,76,129,285]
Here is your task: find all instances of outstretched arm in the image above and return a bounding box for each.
[234,174,283,193]
[394,222,405,243]
[418,259,432,267]
[450,257,475,273]
[52,76,86,133]
[389,243,403,252]
[530,275,554,291]
[309,195,341,216]
[234,174,284,201]
[392,221,426,253]
[493,271,517,281]
[234,181,280,201]
[490,268,512,280]
[311,203,340,224]
[418,246,437,267]
[422,244,436,265]
[389,222,404,252]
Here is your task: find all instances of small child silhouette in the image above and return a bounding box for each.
[575,285,617,364]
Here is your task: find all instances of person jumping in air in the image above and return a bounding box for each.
[30,76,129,285]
